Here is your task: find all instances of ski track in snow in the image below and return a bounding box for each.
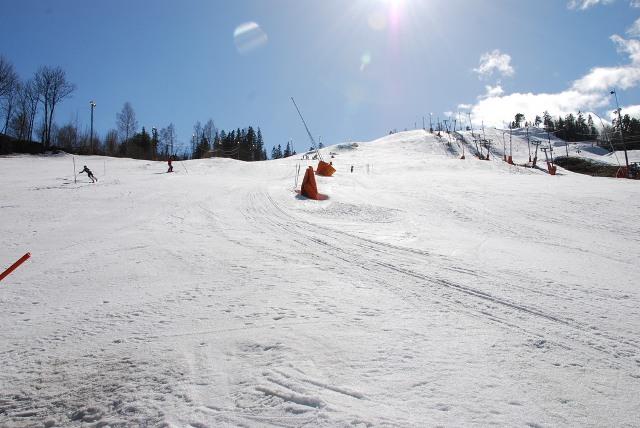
[1,130,640,427]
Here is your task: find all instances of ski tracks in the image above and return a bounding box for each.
[244,189,640,372]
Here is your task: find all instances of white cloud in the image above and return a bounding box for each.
[444,111,453,117]
[471,90,608,127]
[568,0,614,10]
[466,35,640,127]
[609,104,640,119]
[473,50,514,79]
[631,0,640,7]
[627,18,640,37]
[482,84,504,98]
[457,103,472,110]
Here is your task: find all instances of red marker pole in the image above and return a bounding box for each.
[0,253,31,282]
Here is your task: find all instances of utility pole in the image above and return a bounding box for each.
[429,113,433,133]
[526,126,531,162]
[89,100,96,153]
[610,89,630,176]
[509,126,513,163]
[422,116,425,130]
[481,121,488,159]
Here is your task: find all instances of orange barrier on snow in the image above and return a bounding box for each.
[507,156,514,165]
[316,160,336,177]
[300,166,329,200]
[301,166,320,199]
[0,252,31,282]
[547,162,557,176]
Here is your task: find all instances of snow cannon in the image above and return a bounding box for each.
[300,166,328,200]
[316,160,336,177]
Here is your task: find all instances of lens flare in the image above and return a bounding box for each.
[367,10,387,31]
[233,22,268,55]
[360,52,372,71]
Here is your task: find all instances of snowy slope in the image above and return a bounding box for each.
[1,130,640,427]
[456,126,640,168]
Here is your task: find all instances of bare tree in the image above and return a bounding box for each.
[104,129,118,156]
[33,66,75,148]
[2,81,19,134]
[116,102,138,143]
[0,56,18,99]
[9,80,40,141]
[24,79,39,141]
[56,123,79,150]
[0,57,19,135]
[159,123,176,157]
[203,119,216,157]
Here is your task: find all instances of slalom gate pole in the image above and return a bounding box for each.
[73,156,77,184]
[0,253,31,282]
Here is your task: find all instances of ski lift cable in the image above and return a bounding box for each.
[291,97,323,162]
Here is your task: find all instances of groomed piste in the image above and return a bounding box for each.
[1,130,640,427]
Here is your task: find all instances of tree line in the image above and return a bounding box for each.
[0,55,284,160]
[0,56,74,150]
[511,111,599,142]
[511,110,640,150]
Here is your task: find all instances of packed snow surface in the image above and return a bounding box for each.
[1,130,639,427]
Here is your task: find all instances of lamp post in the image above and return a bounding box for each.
[610,89,630,176]
[89,100,96,153]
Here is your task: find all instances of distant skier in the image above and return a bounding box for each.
[167,157,173,173]
[350,165,354,173]
[79,165,97,183]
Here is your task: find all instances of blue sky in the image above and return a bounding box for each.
[1,0,639,155]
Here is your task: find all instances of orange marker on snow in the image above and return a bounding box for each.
[0,252,31,282]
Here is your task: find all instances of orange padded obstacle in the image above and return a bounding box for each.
[547,162,557,176]
[316,160,336,177]
[299,166,328,200]
[301,166,319,199]
[507,156,513,165]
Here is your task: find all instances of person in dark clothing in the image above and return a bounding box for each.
[79,165,97,183]
[167,157,173,173]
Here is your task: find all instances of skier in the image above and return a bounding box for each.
[79,165,97,183]
[167,157,173,173]
[350,165,354,173]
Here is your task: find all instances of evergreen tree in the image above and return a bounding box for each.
[283,141,292,158]
[534,115,542,127]
[587,115,598,140]
[254,128,265,160]
[150,127,159,159]
[241,126,255,161]
[543,111,554,131]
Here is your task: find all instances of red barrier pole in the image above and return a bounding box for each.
[0,253,31,282]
